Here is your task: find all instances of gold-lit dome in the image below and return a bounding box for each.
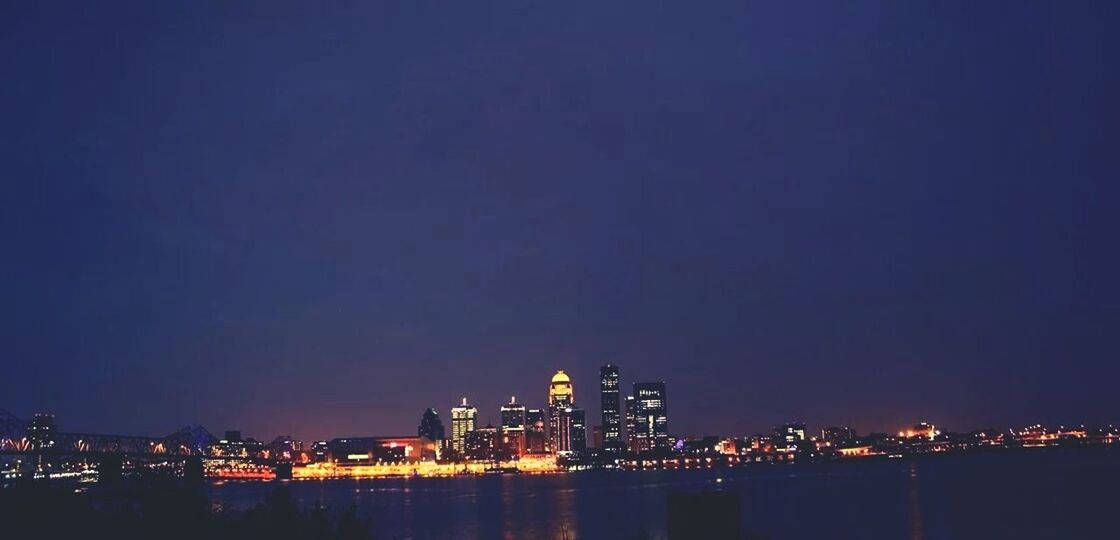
[549,370,574,405]
[551,370,571,384]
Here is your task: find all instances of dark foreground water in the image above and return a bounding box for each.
[209,448,1120,539]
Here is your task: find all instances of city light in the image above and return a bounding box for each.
[3,369,1119,483]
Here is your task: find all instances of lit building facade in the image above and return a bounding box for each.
[631,382,668,453]
[600,364,622,454]
[567,407,587,454]
[526,408,547,454]
[551,406,588,455]
[327,436,436,464]
[450,398,477,453]
[547,370,574,453]
[464,424,509,462]
[776,423,807,443]
[500,396,527,456]
[625,395,637,453]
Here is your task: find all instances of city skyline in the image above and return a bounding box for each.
[4,361,1115,446]
[2,2,1117,447]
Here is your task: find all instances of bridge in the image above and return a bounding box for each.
[0,408,215,458]
[2,409,296,482]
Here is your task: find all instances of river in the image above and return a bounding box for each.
[208,447,1120,539]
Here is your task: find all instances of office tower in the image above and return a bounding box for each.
[553,406,585,455]
[450,397,477,454]
[632,382,668,453]
[600,364,621,454]
[464,424,507,462]
[500,396,527,456]
[418,407,446,442]
[548,370,574,453]
[525,408,547,454]
[625,395,637,453]
[592,425,603,449]
[776,423,807,443]
[567,407,587,454]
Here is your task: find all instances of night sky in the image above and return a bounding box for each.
[2,1,1117,443]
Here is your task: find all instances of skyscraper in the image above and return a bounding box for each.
[547,370,574,453]
[418,408,445,442]
[567,406,587,454]
[632,382,668,453]
[552,406,587,455]
[600,364,621,454]
[625,395,637,453]
[500,396,527,457]
[450,398,477,454]
[525,408,546,454]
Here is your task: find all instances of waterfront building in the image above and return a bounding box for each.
[625,395,638,453]
[773,423,808,452]
[547,370,574,452]
[500,396,527,456]
[822,426,855,443]
[526,408,547,454]
[554,406,587,455]
[464,424,509,462]
[569,407,587,453]
[327,436,436,463]
[418,408,446,443]
[776,423,807,442]
[600,364,622,454]
[210,430,265,458]
[265,436,303,462]
[631,382,669,452]
[311,441,329,462]
[26,413,56,450]
[901,422,939,440]
[450,398,477,453]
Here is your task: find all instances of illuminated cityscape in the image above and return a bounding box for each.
[1,3,1115,536]
[3,364,1118,483]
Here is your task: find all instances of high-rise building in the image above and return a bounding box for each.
[547,370,574,453]
[500,396,527,456]
[418,408,446,442]
[625,395,638,453]
[450,398,477,454]
[632,382,668,453]
[600,365,621,454]
[526,408,547,454]
[776,423,807,443]
[464,424,509,462]
[567,407,587,454]
[552,406,586,455]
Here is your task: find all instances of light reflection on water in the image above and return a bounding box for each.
[208,450,1120,539]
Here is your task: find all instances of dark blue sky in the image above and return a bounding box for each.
[2,1,1117,442]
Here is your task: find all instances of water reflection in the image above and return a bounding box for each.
[907,462,923,540]
[551,474,579,539]
[500,474,514,540]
